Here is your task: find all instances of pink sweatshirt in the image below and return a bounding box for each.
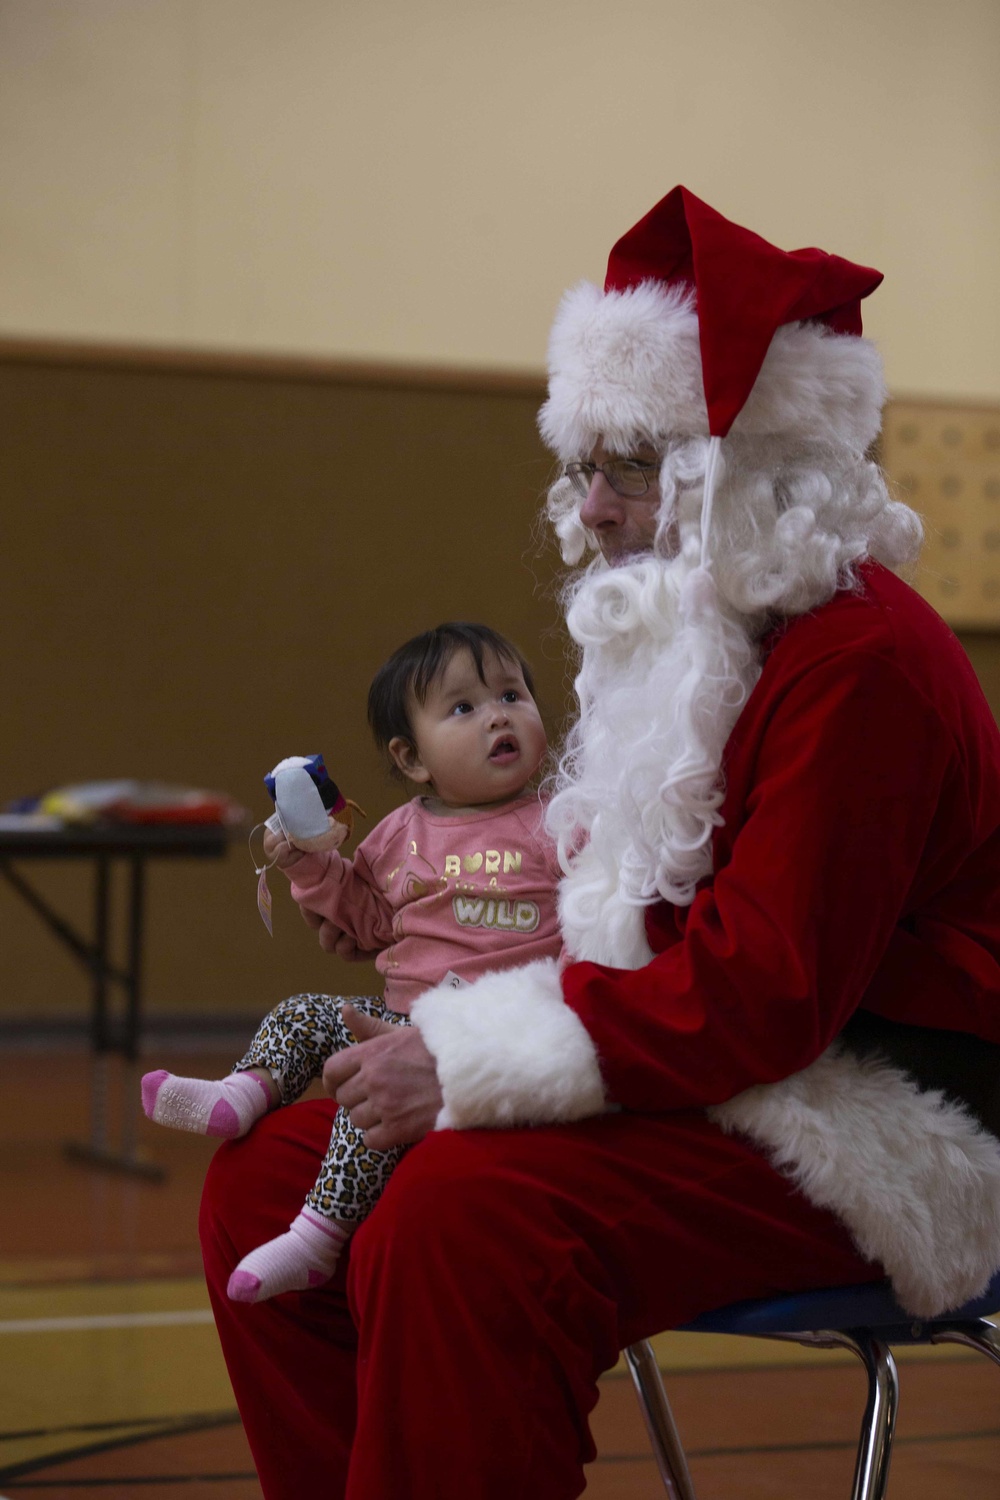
[286,795,562,1012]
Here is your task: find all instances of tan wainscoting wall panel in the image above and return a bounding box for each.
[882,398,1000,629]
[2,348,1000,1033]
[0,341,564,1028]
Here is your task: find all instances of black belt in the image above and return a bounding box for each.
[840,1010,1000,1140]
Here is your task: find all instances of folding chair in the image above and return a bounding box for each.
[624,1270,1000,1500]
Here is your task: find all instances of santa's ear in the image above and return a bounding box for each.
[388,736,432,785]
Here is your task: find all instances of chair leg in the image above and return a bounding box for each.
[929,1316,1000,1368]
[623,1340,698,1500]
[829,1331,899,1500]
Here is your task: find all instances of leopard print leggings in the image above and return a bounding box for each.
[233,993,409,1226]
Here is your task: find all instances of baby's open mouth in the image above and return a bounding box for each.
[489,737,519,761]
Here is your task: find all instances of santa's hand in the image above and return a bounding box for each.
[323,1004,443,1149]
[299,906,380,961]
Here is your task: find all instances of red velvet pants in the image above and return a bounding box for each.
[199,1098,880,1500]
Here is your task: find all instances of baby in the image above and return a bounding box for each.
[142,622,561,1302]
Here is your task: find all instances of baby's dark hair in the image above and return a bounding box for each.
[367,622,536,761]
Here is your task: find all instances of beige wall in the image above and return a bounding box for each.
[0,352,563,1022]
[1,0,998,399]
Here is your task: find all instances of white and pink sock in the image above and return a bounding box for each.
[140,1069,273,1139]
[227,1209,350,1303]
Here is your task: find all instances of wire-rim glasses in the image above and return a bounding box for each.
[563,458,660,500]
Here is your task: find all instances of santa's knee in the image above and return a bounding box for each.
[200,1101,337,1265]
[200,1134,247,1234]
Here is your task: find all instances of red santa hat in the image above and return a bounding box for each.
[539,186,887,463]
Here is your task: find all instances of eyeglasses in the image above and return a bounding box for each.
[563,458,660,500]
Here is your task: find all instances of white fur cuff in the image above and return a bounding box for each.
[411,959,606,1131]
[710,1045,1000,1318]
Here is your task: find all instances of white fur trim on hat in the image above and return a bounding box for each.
[710,1045,1000,1318]
[538,280,887,462]
[411,959,606,1130]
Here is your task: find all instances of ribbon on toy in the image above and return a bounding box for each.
[248,822,279,935]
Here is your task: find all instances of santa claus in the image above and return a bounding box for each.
[200,187,1000,1500]
[412,186,1000,1322]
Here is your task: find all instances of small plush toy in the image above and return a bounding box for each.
[265,754,364,853]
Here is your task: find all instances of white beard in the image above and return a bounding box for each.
[546,553,762,967]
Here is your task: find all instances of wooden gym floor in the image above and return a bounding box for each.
[2,1047,999,1499]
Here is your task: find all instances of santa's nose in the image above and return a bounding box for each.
[579,471,625,531]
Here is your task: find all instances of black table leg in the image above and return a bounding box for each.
[64,855,165,1180]
[120,854,146,1166]
[91,855,110,1154]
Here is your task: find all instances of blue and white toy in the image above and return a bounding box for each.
[264,754,359,853]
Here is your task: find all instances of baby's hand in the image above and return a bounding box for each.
[262,825,306,871]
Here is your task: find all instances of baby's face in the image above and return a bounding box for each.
[402,649,547,812]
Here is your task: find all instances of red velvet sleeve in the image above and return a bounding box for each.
[560,648,959,1110]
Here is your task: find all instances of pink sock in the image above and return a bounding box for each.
[140,1069,273,1138]
[227,1209,350,1303]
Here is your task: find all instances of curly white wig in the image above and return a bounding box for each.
[543,435,923,960]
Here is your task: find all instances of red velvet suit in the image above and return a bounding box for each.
[200,563,1000,1499]
[565,561,1000,1104]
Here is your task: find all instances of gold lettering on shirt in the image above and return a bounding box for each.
[445,848,523,880]
[409,840,418,855]
[453,896,539,933]
[453,896,485,925]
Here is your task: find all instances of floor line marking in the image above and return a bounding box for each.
[0,1411,238,1443]
[0,1412,243,1485]
[0,1310,214,1335]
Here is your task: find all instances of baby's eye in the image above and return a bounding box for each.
[501,690,520,704]
[450,701,473,716]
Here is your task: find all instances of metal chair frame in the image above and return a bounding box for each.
[624,1288,1000,1500]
